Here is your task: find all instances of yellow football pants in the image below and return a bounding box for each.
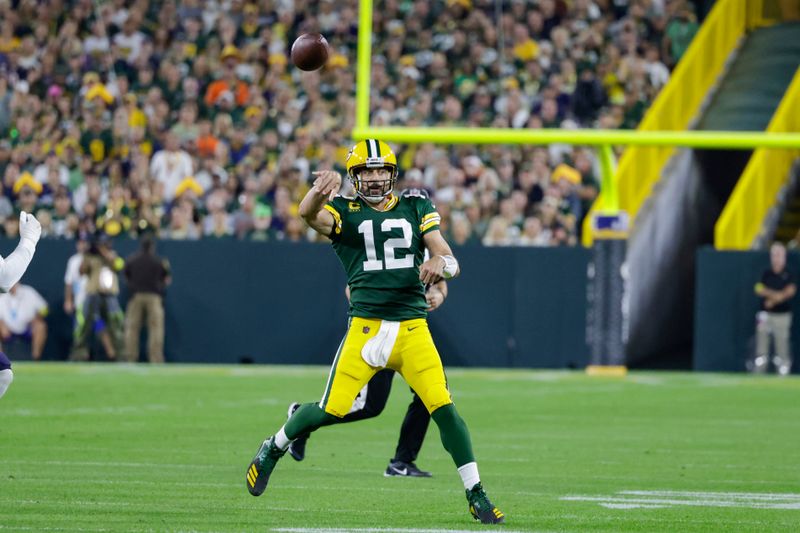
[320,317,452,417]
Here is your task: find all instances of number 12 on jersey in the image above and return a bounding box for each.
[358,219,414,272]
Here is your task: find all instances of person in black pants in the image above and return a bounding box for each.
[288,279,448,477]
[753,242,796,375]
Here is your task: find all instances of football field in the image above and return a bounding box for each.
[1,363,799,532]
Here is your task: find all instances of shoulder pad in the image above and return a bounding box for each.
[400,188,430,199]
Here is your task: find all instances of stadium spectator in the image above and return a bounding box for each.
[662,3,699,67]
[149,132,194,203]
[0,283,48,361]
[123,233,171,363]
[204,45,249,110]
[753,243,796,376]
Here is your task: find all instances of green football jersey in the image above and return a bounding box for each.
[325,191,441,321]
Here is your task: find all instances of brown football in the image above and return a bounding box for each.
[290,33,330,71]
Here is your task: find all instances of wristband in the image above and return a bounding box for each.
[440,255,458,279]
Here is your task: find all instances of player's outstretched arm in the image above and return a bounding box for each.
[420,230,460,284]
[299,170,341,238]
[0,212,41,292]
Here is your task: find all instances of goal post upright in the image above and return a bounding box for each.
[355,0,374,131]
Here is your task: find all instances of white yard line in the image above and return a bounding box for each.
[562,490,800,510]
[600,503,667,509]
[563,495,800,509]
[620,490,800,501]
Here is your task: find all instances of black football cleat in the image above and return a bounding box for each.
[246,436,285,496]
[286,402,309,461]
[384,459,432,477]
[466,482,505,524]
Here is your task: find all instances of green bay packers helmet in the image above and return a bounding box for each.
[345,139,398,202]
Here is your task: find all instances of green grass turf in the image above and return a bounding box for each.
[1,363,799,532]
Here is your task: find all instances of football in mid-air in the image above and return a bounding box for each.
[291,33,330,71]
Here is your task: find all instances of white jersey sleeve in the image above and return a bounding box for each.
[0,239,37,293]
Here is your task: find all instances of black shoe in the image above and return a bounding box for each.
[466,482,505,524]
[384,459,432,477]
[245,436,285,496]
[286,402,309,462]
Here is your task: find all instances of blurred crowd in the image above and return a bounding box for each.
[0,0,698,247]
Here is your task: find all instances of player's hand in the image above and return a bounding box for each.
[64,300,74,315]
[426,287,445,311]
[312,170,342,200]
[419,255,445,285]
[19,211,42,245]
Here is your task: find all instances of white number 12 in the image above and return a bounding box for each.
[358,219,414,271]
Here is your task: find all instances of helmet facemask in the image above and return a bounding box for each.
[350,164,397,204]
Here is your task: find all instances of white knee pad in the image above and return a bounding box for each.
[0,368,13,399]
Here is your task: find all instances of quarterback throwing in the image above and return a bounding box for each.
[245,139,504,524]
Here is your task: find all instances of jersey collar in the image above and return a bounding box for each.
[363,193,398,212]
[382,194,399,211]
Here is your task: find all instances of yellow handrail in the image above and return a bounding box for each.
[582,0,749,245]
[715,67,800,249]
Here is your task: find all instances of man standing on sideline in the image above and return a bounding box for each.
[64,233,116,358]
[70,234,125,361]
[0,212,42,400]
[123,234,171,363]
[754,242,796,375]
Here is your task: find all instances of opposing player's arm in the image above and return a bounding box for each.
[420,230,460,284]
[299,170,342,238]
[426,280,448,311]
[432,279,448,299]
[0,212,41,292]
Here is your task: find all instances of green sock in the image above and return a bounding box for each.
[431,403,476,467]
[284,402,339,440]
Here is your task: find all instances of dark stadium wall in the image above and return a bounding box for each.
[694,247,800,374]
[2,239,591,368]
[626,148,748,369]
[626,150,705,369]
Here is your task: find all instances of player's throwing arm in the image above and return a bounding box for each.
[299,170,342,237]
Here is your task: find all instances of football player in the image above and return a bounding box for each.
[246,140,504,524]
[287,275,448,478]
[0,212,42,400]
